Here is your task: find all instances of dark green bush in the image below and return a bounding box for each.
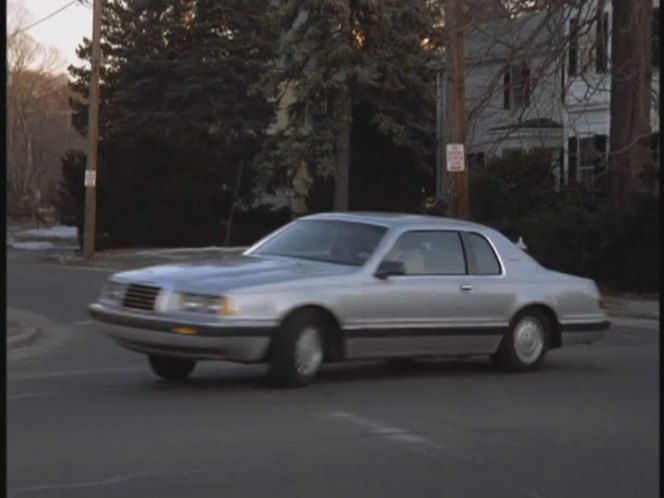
[498,206,659,292]
[468,153,658,292]
[469,151,557,223]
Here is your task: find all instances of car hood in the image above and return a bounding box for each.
[113,255,356,293]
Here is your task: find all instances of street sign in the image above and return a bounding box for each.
[84,170,97,188]
[446,143,465,172]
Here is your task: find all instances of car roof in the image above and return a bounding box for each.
[301,211,486,230]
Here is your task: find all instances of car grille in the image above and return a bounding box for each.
[122,284,160,311]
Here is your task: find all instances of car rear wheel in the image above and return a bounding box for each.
[492,309,550,372]
[269,310,325,387]
[148,355,196,380]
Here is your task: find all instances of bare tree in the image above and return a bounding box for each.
[445,0,657,202]
[462,2,604,144]
[7,1,72,221]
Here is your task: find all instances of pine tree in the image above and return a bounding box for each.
[265,0,439,211]
[59,0,277,247]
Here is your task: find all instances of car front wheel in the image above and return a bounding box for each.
[148,355,196,380]
[270,310,325,387]
[492,309,550,372]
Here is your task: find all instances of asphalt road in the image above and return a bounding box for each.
[7,254,660,498]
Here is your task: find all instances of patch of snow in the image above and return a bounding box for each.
[19,226,78,239]
[10,241,57,250]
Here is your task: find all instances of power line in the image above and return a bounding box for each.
[12,0,84,37]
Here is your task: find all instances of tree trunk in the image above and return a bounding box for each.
[333,95,352,212]
[15,111,35,211]
[607,0,653,209]
[225,159,246,246]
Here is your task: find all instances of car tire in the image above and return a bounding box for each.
[269,310,325,388]
[148,355,196,381]
[491,308,550,372]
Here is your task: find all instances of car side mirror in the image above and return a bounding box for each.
[375,260,405,280]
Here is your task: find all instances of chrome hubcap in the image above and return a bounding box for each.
[295,327,323,377]
[514,317,545,364]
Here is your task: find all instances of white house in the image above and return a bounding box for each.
[462,0,660,188]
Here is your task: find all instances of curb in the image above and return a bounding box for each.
[7,308,51,352]
[607,311,659,321]
[7,326,42,350]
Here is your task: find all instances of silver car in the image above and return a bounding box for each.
[89,212,610,387]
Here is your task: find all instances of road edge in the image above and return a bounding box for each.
[608,311,659,321]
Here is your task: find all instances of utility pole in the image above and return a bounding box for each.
[435,62,448,201]
[83,0,103,260]
[445,0,470,219]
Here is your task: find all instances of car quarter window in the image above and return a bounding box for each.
[461,232,502,275]
[384,230,467,275]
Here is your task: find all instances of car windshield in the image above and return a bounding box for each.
[251,219,388,267]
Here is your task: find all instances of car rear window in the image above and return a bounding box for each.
[463,232,502,275]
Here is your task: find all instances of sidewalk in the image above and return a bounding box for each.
[603,296,660,321]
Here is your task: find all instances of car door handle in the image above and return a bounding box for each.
[459,284,473,292]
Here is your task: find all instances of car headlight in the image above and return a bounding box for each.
[100,280,126,304]
[175,293,235,315]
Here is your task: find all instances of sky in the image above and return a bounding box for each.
[16,0,93,70]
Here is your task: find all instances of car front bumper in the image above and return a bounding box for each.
[89,303,275,362]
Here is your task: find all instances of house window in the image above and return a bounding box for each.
[595,12,609,73]
[653,9,660,68]
[568,17,579,76]
[576,135,607,188]
[503,62,531,110]
[570,10,608,76]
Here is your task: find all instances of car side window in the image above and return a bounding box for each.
[384,231,467,275]
[462,232,502,275]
